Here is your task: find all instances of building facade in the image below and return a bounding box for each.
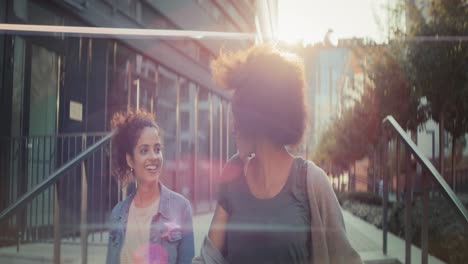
[303,40,366,155]
[0,0,270,245]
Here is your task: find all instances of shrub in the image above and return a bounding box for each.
[340,191,383,206]
[344,195,468,263]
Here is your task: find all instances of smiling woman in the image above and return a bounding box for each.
[107,110,195,264]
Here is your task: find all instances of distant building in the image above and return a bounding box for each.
[303,38,371,155]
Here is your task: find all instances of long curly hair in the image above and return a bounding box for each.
[110,110,161,185]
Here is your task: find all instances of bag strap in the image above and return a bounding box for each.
[300,158,311,212]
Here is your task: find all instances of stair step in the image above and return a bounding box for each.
[0,254,75,264]
[0,242,106,264]
[361,251,401,264]
[364,259,401,264]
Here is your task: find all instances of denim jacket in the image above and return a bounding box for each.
[106,184,195,264]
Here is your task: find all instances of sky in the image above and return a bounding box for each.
[276,0,389,45]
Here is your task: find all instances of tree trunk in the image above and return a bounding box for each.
[396,138,400,202]
[413,130,418,202]
[451,136,456,191]
[374,145,378,194]
[353,160,357,191]
[339,174,342,192]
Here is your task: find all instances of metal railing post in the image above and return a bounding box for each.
[396,138,400,202]
[374,147,378,194]
[209,93,214,210]
[193,86,199,212]
[81,135,88,264]
[421,169,429,264]
[382,132,389,255]
[16,228,21,252]
[381,115,468,264]
[405,150,412,264]
[53,182,60,264]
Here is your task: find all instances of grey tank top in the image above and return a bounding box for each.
[218,157,311,264]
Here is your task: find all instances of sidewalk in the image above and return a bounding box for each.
[0,209,445,263]
[193,210,445,264]
[0,213,215,263]
[342,210,444,264]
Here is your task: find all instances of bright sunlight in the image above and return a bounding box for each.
[276,0,389,45]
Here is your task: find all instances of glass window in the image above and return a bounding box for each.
[196,91,211,210]
[179,138,193,199]
[181,111,190,131]
[11,37,25,136]
[211,95,221,196]
[222,100,230,162]
[180,80,189,103]
[157,70,177,160]
[135,1,142,22]
[211,6,221,21]
[108,43,134,119]
[29,45,58,135]
[198,88,209,102]
[199,48,211,69]
[141,2,174,29]
[29,1,61,25]
[169,40,200,61]
[14,0,28,20]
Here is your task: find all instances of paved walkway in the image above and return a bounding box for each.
[0,210,445,263]
[342,210,444,264]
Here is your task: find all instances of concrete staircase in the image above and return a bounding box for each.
[0,210,444,264]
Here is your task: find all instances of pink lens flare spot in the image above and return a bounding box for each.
[163,222,181,230]
[132,243,168,264]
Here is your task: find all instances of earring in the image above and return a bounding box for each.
[130,167,138,188]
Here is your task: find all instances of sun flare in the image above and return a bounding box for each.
[275,0,387,45]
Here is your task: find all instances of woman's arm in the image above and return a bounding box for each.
[306,161,362,264]
[208,153,242,252]
[106,202,123,264]
[208,204,229,252]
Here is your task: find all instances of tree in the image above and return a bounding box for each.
[405,0,468,186]
[313,42,424,192]
[313,98,378,191]
[350,40,426,189]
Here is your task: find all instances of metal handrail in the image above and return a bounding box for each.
[0,132,113,222]
[0,131,109,139]
[382,115,468,223]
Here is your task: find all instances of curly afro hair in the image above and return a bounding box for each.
[211,44,307,146]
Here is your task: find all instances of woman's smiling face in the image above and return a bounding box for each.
[126,126,163,185]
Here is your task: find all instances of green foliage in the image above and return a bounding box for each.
[406,0,468,138]
[313,43,424,172]
[312,107,376,174]
[345,195,468,262]
[366,45,427,131]
[314,1,468,176]
[339,191,383,206]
